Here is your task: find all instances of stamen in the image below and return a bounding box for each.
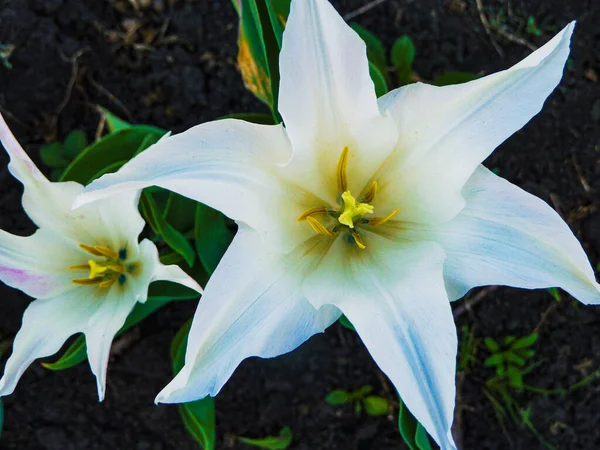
[89,260,125,279]
[79,244,105,257]
[369,208,400,226]
[72,276,105,286]
[68,264,91,271]
[297,206,328,221]
[362,181,378,203]
[92,245,119,259]
[351,231,366,249]
[336,146,349,192]
[306,216,334,238]
[99,277,118,288]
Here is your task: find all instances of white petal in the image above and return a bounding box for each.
[0,286,136,400]
[0,228,80,299]
[77,120,317,252]
[375,22,574,224]
[277,0,398,203]
[156,226,340,404]
[142,238,203,295]
[433,166,600,303]
[304,232,457,450]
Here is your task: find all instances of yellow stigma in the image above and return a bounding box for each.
[338,191,374,229]
[70,243,130,289]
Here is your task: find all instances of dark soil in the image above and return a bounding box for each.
[0,0,599,449]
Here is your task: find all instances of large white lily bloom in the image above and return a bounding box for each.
[0,114,202,401]
[76,0,599,447]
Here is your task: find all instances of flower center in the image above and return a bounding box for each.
[297,146,399,249]
[69,244,139,289]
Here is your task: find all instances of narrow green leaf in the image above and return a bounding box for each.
[511,334,538,350]
[515,348,536,359]
[507,366,524,388]
[40,142,69,168]
[415,423,433,450]
[484,337,499,353]
[504,352,526,367]
[99,106,133,133]
[264,0,291,48]
[368,60,389,97]
[432,71,479,86]
[239,427,293,449]
[141,192,196,267]
[60,127,165,185]
[363,396,389,416]
[391,35,415,86]
[325,389,351,405]
[64,130,88,158]
[172,319,216,450]
[351,23,390,85]
[338,314,355,331]
[164,193,198,232]
[350,385,373,399]
[484,354,504,367]
[194,204,234,274]
[0,399,4,439]
[547,287,561,301]
[398,397,419,450]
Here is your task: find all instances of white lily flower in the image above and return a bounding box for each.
[76,0,600,447]
[0,114,202,401]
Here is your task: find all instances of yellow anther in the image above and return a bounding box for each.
[351,231,366,249]
[362,181,378,203]
[369,208,400,226]
[79,244,119,259]
[336,146,349,192]
[72,276,105,286]
[79,244,104,257]
[306,216,335,238]
[338,191,374,229]
[297,206,328,222]
[68,264,91,271]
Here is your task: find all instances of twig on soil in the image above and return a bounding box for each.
[0,104,28,129]
[453,286,499,319]
[343,0,388,21]
[475,0,504,56]
[95,110,107,140]
[56,48,88,118]
[572,155,592,194]
[87,74,133,122]
[532,300,560,335]
[549,193,565,219]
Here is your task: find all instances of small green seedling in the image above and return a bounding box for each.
[39,129,88,180]
[238,427,293,449]
[458,324,477,372]
[325,385,389,416]
[526,16,543,36]
[484,334,538,389]
[391,35,416,86]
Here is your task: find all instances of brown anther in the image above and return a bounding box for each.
[297,206,328,221]
[351,230,366,249]
[72,276,105,286]
[369,208,400,226]
[362,181,378,203]
[306,216,335,238]
[336,146,349,193]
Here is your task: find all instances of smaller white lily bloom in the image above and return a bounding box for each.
[76,0,600,447]
[0,114,202,401]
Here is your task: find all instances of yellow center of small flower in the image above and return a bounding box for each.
[69,244,139,289]
[297,146,399,249]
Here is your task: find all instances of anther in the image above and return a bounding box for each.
[351,231,366,249]
[336,146,349,193]
[362,181,378,203]
[369,208,400,226]
[68,264,91,271]
[306,216,335,238]
[72,276,105,286]
[79,244,119,259]
[297,206,328,221]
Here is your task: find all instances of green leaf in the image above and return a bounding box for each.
[325,389,351,405]
[350,385,373,399]
[40,142,69,168]
[504,336,516,346]
[239,427,293,449]
[507,366,524,388]
[432,71,479,86]
[363,396,389,416]
[504,352,526,367]
[147,281,199,302]
[194,204,234,274]
[0,399,3,439]
[141,192,196,267]
[264,0,291,49]
[398,396,419,450]
[164,193,197,232]
[415,423,433,450]
[484,337,499,353]
[236,0,282,120]
[171,320,217,450]
[391,35,415,86]
[484,354,504,367]
[515,348,536,359]
[42,296,175,371]
[60,127,165,185]
[351,23,390,85]
[338,315,355,331]
[64,130,88,158]
[547,287,561,301]
[368,60,389,97]
[526,16,543,37]
[511,334,538,350]
[99,107,133,133]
